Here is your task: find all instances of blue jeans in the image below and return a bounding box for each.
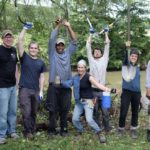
[93,91,110,130]
[0,86,17,138]
[72,101,101,133]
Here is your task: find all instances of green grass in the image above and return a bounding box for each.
[0,71,149,150]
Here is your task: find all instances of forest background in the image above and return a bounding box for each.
[0,0,150,70]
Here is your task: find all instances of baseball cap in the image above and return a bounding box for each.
[56,38,65,45]
[2,29,13,38]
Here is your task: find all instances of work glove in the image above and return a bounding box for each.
[38,91,43,103]
[89,27,95,34]
[23,22,33,30]
[104,26,109,32]
[110,88,117,94]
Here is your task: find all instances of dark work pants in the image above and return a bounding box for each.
[46,84,71,132]
[93,91,110,130]
[119,89,141,128]
[19,88,38,135]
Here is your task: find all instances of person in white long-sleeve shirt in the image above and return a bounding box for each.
[86,30,111,131]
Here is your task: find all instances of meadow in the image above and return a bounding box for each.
[0,71,149,150]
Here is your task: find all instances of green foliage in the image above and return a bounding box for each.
[0,0,150,69]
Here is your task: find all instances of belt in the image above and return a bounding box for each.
[92,88,103,92]
[49,82,61,88]
[49,82,60,85]
[80,98,92,102]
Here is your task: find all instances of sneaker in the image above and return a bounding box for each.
[105,126,112,133]
[147,129,150,142]
[0,138,6,144]
[117,129,125,136]
[60,131,69,137]
[11,133,19,139]
[131,129,138,139]
[97,132,106,143]
[48,130,58,137]
[25,133,34,139]
[99,134,106,143]
[60,128,69,137]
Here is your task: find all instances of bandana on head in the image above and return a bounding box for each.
[77,59,87,67]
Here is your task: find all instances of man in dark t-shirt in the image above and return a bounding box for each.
[0,30,19,144]
[18,24,47,138]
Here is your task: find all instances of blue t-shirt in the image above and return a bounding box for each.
[19,52,46,91]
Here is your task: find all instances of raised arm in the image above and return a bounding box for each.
[86,34,94,63]
[62,20,76,41]
[123,41,131,66]
[18,28,26,58]
[48,19,62,56]
[18,23,32,57]
[62,20,77,55]
[103,31,110,60]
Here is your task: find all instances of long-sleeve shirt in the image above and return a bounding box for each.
[48,28,77,83]
[86,39,110,85]
[146,60,150,88]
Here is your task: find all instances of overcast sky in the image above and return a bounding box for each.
[18,0,52,7]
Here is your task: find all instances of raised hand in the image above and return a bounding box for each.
[89,27,95,34]
[104,26,109,32]
[55,18,63,25]
[125,41,131,48]
[62,19,71,27]
[23,22,33,30]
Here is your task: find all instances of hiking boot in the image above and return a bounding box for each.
[11,133,19,139]
[117,129,125,136]
[0,138,6,144]
[147,129,150,142]
[131,129,138,139]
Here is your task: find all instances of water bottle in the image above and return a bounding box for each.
[102,92,111,108]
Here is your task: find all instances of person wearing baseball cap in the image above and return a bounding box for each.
[56,38,65,45]
[2,29,13,38]
[46,18,77,137]
[0,29,19,144]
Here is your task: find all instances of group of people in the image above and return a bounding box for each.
[0,18,149,145]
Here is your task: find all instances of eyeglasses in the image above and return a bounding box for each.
[4,36,13,39]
